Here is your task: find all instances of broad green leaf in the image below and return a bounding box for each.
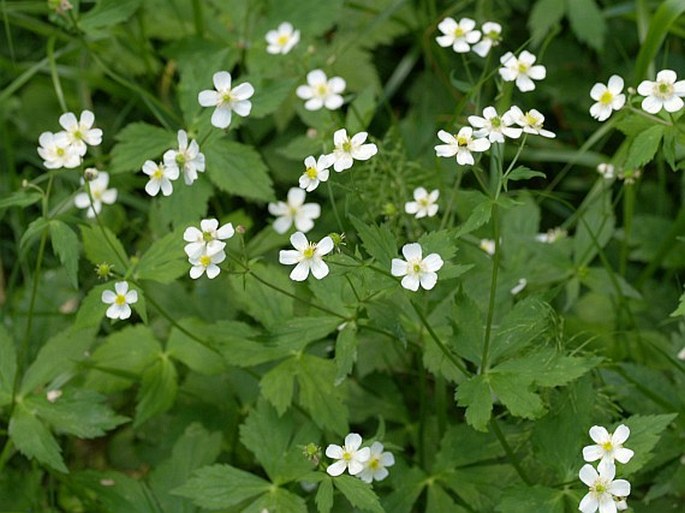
[381,466,427,513]
[135,355,178,427]
[79,0,143,32]
[455,200,492,238]
[624,124,664,170]
[259,487,308,513]
[251,78,298,119]
[173,464,271,509]
[449,289,484,365]
[333,474,384,513]
[634,0,685,80]
[455,375,493,432]
[81,224,129,268]
[26,388,127,438]
[504,166,546,187]
[489,373,546,420]
[167,320,225,376]
[490,297,555,363]
[0,190,41,209]
[155,177,213,229]
[418,229,459,264]
[260,358,297,415]
[346,87,377,133]
[72,283,110,331]
[350,216,397,269]
[335,323,358,384]
[204,139,274,202]
[426,483,468,513]
[262,0,344,36]
[566,0,605,51]
[423,331,463,383]
[493,349,601,388]
[109,122,175,174]
[434,424,504,471]
[442,464,518,510]
[70,470,158,513]
[621,413,679,475]
[528,0,565,45]
[0,326,16,407]
[49,220,79,289]
[495,485,565,513]
[9,404,67,473]
[136,228,186,283]
[19,217,49,251]
[316,477,334,513]
[298,355,348,435]
[269,316,342,347]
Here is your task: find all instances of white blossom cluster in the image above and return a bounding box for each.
[325,433,395,484]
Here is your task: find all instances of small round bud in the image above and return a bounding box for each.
[306,128,318,139]
[95,262,114,280]
[21,179,29,188]
[236,224,246,235]
[329,232,346,249]
[382,202,397,216]
[302,442,321,465]
[83,168,99,181]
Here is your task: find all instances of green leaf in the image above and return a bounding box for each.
[426,483,468,513]
[449,289,484,365]
[624,124,664,170]
[155,177,213,229]
[489,373,546,420]
[72,283,110,331]
[19,217,49,251]
[573,181,615,265]
[49,220,79,289]
[634,0,685,80]
[26,388,127,438]
[136,228,187,283]
[350,216,397,269]
[9,404,67,473]
[81,224,129,268]
[671,288,685,317]
[455,200,492,238]
[0,190,41,210]
[493,349,601,388]
[173,464,271,509]
[490,297,555,363]
[70,470,157,513]
[455,375,493,432]
[260,488,308,513]
[260,358,297,415]
[495,485,565,513]
[135,355,178,427]
[316,477,334,513]
[504,166,546,186]
[251,78,298,119]
[346,87,377,133]
[621,413,679,475]
[298,355,348,435]
[333,475,384,513]
[381,466,427,513]
[528,0,565,46]
[167,320,225,375]
[566,0,605,51]
[204,139,274,202]
[79,0,143,32]
[0,325,17,407]
[334,323,358,384]
[109,122,176,175]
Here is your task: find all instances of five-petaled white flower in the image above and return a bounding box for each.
[268,187,320,234]
[391,243,444,291]
[330,129,378,172]
[435,127,491,165]
[637,69,685,114]
[505,106,556,138]
[58,110,102,156]
[142,160,178,197]
[37,131,81,169]
[597,163,616,179]
[590,75,626,122]
[163,130,205,185]
[325,433,371,477]
[265,22,300,55]
[101,281,138,320]
[299,154,334,192]
[198,71,254,129]
[435,17,481,53]
[183,218,235,259]
[499,50,546,92]
[472,21,502,57]
[279,232,334,281]
[578,462,631,513]
[358,442,395,483]
[405,187,439,218]
[296,69,346,111]
[189,248,226,279]
[468,106,522,143]
[74,171,117,218]
[582,425,635,467]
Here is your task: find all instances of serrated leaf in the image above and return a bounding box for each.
[334,324,358,384]
[528,0,565,45]
[79,0,143,32]
[381,466,427,513]
[426,483,468,513]
[505,166,546,185]
[316,477,334,513]
[0,190,41,209]
[0,325,17,407]
[493,349,601,388]
[9,404,67,473]
[260,358,297,415]
[455,200,492,238]
[81,224,129,268]
[136,228,186,283]
[49,220,79,289]
[155,177,213,229]
[350,216,397,269]
[490,297,555,363]
[298,355,348,435]
[204,139,274,202]
[621,413,679,475]
[72,283,110,331]
[167,320,225,376]
[19,217,49,251]
[449,289,484,365]
[495,485,565,513]
[624,124,664,170]
[566,0,605,50]
[455,375,493,432]
[251,78,297,119]
[173,464,271,509]
[489,373,546,419]
[334,475,384,513]
[135,355,178,427]
[109,122,175,174]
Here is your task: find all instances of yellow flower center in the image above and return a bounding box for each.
[369,457,380,470]
[453,27,465,38]
[656,82,674,98]
[418,197,429,207]
[412,262,422,273]
[153,168,163,179]
[456,135,468,147]
[517,62,530,73]
[56,147,65,156]
[592,482,607,495]
[305,167,318,179]
[115,294,126,305]
[491,117,502,128]
[93,190,102,200]
[221,92,233,104]
[342,141,353,152]
[73,129,83,140]
[176,153,186,166]
[200,255,211,267]
[601,441,613,451]
[316,84,329,96]
[277,34,289,45]
[342,451,352,461]
[524,112,539,127]
[599,91,614,104]
[486,30,499,40]
[202,231,214,242]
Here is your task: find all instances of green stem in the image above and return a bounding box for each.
[480,203,500,373]
[327,181,345,233]
[47,36,67,112]
[620,182,635,277]
[490,418,532,485]
[191,0,204,36]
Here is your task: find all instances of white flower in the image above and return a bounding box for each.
[405,187,439,218]
[37,131,81,169]
[142,160,178,197]
[510,278,527,295]
[198,71,254,129]
[479,239,496,255]
[637,69,685,114]
[189,248,226,279]
[268,187,320,234]
[296,69,346,111]
[279,232,334,281]
[325,433,371,477]
[265,22,300,55]
[597,163,616,179]
[535,227,566,243]
[46,389,62,403]
[391,243,444,291]
[582,425,635,466]
[183,218,235,259]
[472,22,502,57]
[163,130,205,185]
[74,171,117,218]
[678,346,685,360]
[505,106,555,138]
[299,154,334,192]
[435,17,481,53]
[499,50,546,92]
[435,127,491,165]
[578,462,631,513]
[101,281,138,320]
[358,442,395,483]
[468,106,522,143]
[58,110,102,156]
[330,129,378,172]
[590,75,626,122]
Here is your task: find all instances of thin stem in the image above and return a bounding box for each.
[619,182,635,277]
[489,418,532,485]
[479,203,500,373]
[47,36,67,112]
[327,181,345,233]
[191,0,204,36]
